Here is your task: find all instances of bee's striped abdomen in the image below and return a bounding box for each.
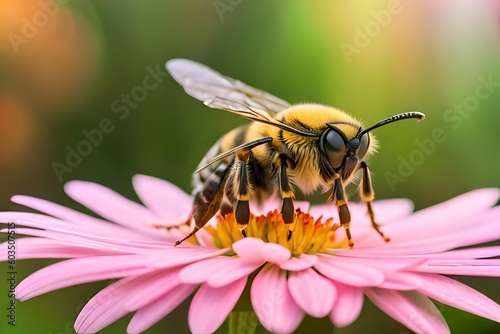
[193,163,229,206]
[193,124,249,190]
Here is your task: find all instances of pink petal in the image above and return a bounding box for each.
[127,284,196,333]
[207,260,261,287]
[0,212,96,235]
[384,189,500,242]
[442,210,500,247]
[75,270,179,333]
[146,247,229,269]
[179,257,231,284]
[425,246,500,260]
[366,198,415,222]
[251,265,304,333]
[232,238,269,263]
[0,224,165,254]
[260,242,292,264]
[179,256,261,288]
[365,288,449,334]
[11,195,146,239]
[64,181,166,233]
[416,274,500,323]
[0,238,119,260]
[309,198,414,228]
[16,254,152,300]
[132,174,192,223]
[0,222,168,253]
[232,238,291,264]
[188,277,247,333]
[376,272,423,290]
[76,277,145,333]
[352,237,460,257]
[278,253,318,271]
[330,283,364,327]
[308,199,414,247]
[288,268,337,317]
[349,206,500,256]
[123,269,182,312]
[314,255,385,286]
[417,260,500,277]
[328,253,423,273]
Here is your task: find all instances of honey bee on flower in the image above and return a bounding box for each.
[166,59,425,247]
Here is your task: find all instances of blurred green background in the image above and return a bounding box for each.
[1,0,499,333]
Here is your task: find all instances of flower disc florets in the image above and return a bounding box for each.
[205,210,346,256]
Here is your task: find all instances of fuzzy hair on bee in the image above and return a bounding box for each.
[166,59,425,248]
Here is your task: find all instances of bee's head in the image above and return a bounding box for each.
[319,123,370,177]
[319,112,425,177]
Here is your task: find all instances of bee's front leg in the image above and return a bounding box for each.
[275,155,294,223]
[334,178,354,248]
[360,161,390,242]
[175,163,232,246]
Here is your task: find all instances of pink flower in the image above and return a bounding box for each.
[1,174,500,333]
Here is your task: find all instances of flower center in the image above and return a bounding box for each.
[204,209,346,256]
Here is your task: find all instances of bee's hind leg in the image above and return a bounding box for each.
[175,163,232,246]
[359,161,390,242]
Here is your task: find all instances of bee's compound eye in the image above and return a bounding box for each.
[357,133,370,160]
[325,129,346,152]
[323,129,347,169]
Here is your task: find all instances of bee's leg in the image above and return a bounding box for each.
[175,163,232,246]
[334,178,354,248]
[231,148,252,225]
[360,161,390,242]
[275,155,294,223]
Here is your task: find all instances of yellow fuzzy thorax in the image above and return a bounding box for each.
[278,103,362,138]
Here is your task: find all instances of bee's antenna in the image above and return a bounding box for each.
[357,111,425,138]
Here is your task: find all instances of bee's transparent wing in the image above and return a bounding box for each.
[166,58,291,116]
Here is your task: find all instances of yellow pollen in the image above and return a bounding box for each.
[204,210,347,256]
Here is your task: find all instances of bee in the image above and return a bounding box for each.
[166,59,424,247]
